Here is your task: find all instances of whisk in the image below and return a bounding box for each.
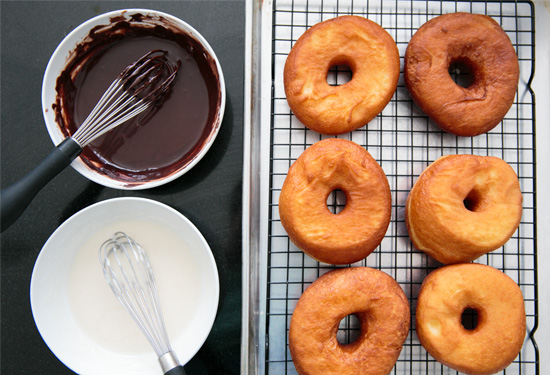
[99,231,186,375]
[0,51,180,231]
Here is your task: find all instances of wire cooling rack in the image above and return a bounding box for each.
[261,0,538,374]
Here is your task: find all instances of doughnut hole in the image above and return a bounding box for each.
[327,64,353,86]
[337,314,362,345]
[448,58,476,88]
[463,187,487,212]
[326,189,347,214]
[461,307,479,330]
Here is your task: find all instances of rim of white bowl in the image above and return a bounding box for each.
[41,9,226,190]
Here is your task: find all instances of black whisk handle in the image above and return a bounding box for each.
[0,137,81,232]
[165,365,186,375]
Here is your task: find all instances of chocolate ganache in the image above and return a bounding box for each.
[53,13,222,185]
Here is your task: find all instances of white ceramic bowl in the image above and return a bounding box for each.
[30,197,219,375]
[42,9,225,189]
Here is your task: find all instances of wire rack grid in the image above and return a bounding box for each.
[261,0,538,374]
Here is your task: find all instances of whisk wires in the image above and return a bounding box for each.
[72,50,180,147]
[99,231,173,357]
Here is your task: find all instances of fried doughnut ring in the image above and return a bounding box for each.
[416,263,526,375]
[405,12,519,136]
[284,15,400,135]
[279,138,391,265]
[290,267,410,375]
[406,154,522,264]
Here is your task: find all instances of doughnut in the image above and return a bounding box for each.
[289,267,410,375]
[405,154,522,264]
[284,15,400,135]
[404,12,519,136]
[416,263,526,375]
[279,138,391,265]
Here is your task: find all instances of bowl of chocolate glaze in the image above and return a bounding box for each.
[42,9,225,189]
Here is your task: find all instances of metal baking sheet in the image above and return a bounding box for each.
[243,0,538,374]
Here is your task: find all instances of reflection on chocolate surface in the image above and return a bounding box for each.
[54,13,222,185]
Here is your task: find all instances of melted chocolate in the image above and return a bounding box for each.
[54,14,221,185]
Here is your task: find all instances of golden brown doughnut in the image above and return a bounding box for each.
[279,138,391,265]
[289,267,410,375]
[416,263,526,375]
[284,15,400,135]
[404,13,519,136]
[405,154,522,264]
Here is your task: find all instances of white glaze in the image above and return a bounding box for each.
[67,218,200,355]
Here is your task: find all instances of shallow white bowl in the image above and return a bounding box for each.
[30,197,219,375]
[41,9,225,189]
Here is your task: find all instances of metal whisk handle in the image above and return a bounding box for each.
[0,137,81,231]
[160,352,187,375]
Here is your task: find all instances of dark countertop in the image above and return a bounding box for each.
[1,1,244,374]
